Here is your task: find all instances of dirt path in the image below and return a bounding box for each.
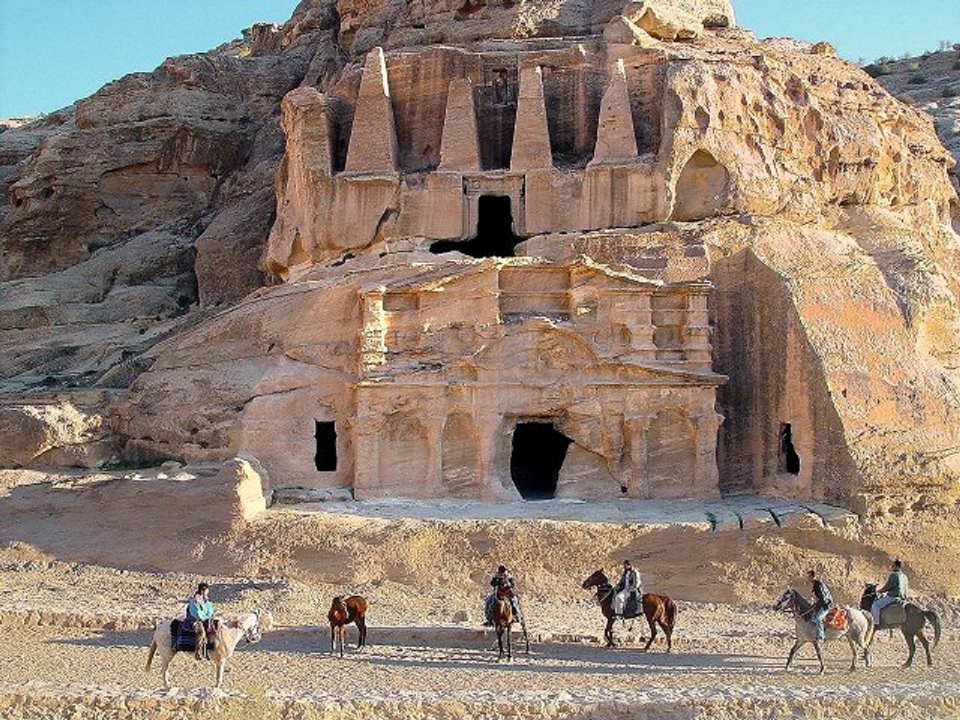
[1,613,958,719]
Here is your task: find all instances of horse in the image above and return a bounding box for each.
[145,611,269,688]
[581,568,676,651]
[773,587,872,673]
[328,595,368,657]
[490,585,531,660]
[860,584,941,667]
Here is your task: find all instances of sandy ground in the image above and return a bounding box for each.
[1,468,959,718]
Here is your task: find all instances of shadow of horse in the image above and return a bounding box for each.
[581,568,676,651]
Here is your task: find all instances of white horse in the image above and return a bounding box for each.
[773,587,872,673]
[145,611,270,688]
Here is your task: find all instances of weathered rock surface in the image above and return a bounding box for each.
[1,0,959,513]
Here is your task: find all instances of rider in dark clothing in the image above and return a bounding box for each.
[485,565,521,624]
[807,569,833,642]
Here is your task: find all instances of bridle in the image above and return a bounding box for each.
[242,614,262,644]
[775,588,814,620]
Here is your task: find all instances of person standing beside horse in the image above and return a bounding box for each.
[186,581,214,661]
[871,558,908,625]
[807,569,833,643]
[613,560,642,618]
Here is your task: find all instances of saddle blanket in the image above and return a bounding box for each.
[823,607,848,631]
[170,619,218,653]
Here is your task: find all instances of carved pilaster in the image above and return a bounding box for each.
[623,413,656,498]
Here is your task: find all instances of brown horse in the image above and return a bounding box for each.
[860,584,941,667]
[581,568,676,651]
[490,585,529,661]
[328,595,368,657]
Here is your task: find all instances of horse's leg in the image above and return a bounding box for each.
[339,626,345,658]
[496,628,504,660]
[785,640,802,670]
[604,616,616,647]
[916,629,932,666]
[160,650,174,689]
[215,657,225,688]
[506,623,512,662]
[642,611,657,652]
[330,624,335,655]
[846,635,857,671]
[357,617,367,649]
[813,641,824,675]
[902,628,916,668]
[521,616,530,654]
[662,619,673,653]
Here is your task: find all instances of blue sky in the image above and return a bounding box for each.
[1,0,958,118]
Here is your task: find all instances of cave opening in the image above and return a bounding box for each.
[510,421,572,499]
[430,195,523,258]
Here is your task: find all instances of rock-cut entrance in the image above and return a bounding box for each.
[510,422,573,500]
[430,195,523,258]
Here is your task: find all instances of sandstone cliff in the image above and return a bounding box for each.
[1,0,959,515]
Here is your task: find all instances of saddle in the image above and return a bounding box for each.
[879,600,907,627]
[622,593,641,619]
[823,606,848,631]
[170,618,220,654]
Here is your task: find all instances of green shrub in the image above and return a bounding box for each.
[865,63,892,77]
[908,74,928,85]
[943,86,958,98]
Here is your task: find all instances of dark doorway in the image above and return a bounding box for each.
[778,423,800,475]
[315,421,337,471]
[510,422,572,499]
[430,195,523,258]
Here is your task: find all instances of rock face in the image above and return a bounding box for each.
[1,1,960,509]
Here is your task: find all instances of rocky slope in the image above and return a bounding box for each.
[1,3,960,509]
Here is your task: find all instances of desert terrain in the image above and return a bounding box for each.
[1,466,959,719]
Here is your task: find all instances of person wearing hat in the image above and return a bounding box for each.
[185,581,214,660]
[872,558,909,625]
[484,564,521,625]
[613,559,642,617]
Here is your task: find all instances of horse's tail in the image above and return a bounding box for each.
[862,608,875,646]
[145,639,157,672]
[925,610,942,649]
[664,596,677,629]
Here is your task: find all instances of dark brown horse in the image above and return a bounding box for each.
[581,568,676,651]
[860,584,941,667]
[490,586,529,661]
[328,595,368,657]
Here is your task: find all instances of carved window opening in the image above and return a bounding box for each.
[778,422,800,476]
[315,421,337,472]
[510,422,572,500]
[430,195,523,258]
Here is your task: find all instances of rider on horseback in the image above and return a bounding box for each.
[806,569,833,642]
[613,560,642,617]
[871,558,908,625]
[484,565,521,625]
[186,582,214,661]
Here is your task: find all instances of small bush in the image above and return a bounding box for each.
[865,63,892,77]
[953,60,960,70]
[908,74,928,85]
[943,86,958,98]
[907,61,920,71]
